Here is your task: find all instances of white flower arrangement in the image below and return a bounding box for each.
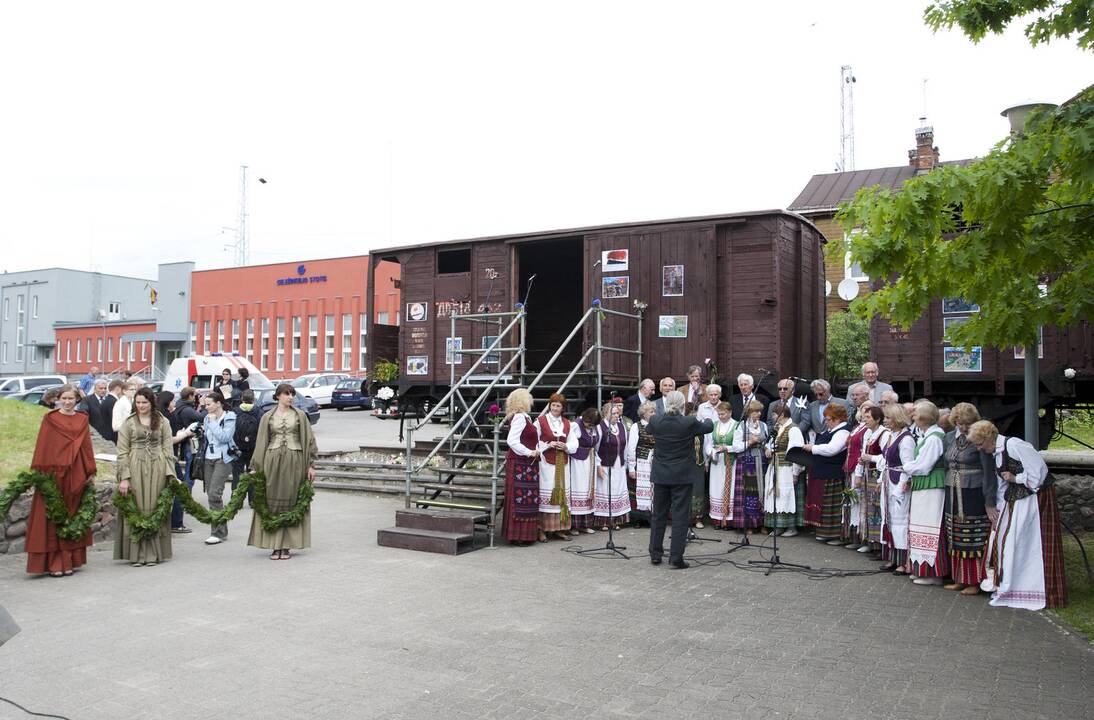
[376,386,395,401]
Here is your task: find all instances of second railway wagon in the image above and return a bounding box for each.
[366,210,826,406]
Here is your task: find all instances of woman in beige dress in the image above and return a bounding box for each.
[115,387,176,566]
[247,383,317,559]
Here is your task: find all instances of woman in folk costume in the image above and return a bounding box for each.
[878,404,916,573]
[567,407,601,534]
[728,400,768,534]
[969,421,1067,610]
[802,403,851,543]
[853,405,889,554]
[23,385,96,576]
[595,401,631,530]
[625,401,657,527]
[502,388,540,545]
[535,393,577,542]
[703,401,738,529]
[764,402,803,536]
[841,401,875,549]
[902,400,949,585]
[941,403,997,595]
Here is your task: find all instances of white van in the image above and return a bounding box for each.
[0,375,68,396]
[162,354,274,397]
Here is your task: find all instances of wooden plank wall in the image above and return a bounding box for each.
[717,218,779,382]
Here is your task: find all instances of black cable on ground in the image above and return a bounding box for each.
[0,695,73,720]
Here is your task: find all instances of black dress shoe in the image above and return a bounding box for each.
[650,557,662,566]
[670,560,690,569]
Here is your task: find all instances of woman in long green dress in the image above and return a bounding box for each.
[247,383,316,559]
[115,387,176,566]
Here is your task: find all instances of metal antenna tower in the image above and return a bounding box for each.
[234,165,249,267]
[839,65,856,172]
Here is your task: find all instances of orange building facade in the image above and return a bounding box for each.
[54,320,158,376]
[190,256,400,379]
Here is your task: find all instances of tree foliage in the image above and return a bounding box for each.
[835,79,1093,349]
[925,0,1093,50]
[826,311,871,380]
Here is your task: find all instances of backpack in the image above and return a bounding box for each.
[233,409,260,459]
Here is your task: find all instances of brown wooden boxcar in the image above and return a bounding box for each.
[366,210,826,400]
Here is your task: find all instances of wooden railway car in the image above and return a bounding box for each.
[366,210,826,405]
[869,308,1094,444]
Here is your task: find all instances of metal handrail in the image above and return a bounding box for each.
[410,308,525,430]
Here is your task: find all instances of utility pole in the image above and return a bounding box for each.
[839,65,856,172]
[234,165,249,267]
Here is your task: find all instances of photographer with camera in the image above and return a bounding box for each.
[169,387,204,534]
[202,391,238,545]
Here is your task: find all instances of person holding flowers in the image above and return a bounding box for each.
[22,384,97,577]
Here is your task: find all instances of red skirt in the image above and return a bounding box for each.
[1038,485,1068,609]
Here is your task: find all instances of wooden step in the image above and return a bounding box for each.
[376,526,473,555]
[313,460,406,470]
[395,508,485,535]
[313,470,423,483]
[420,482,497,497]
[415,498,496,513]
[442,451,498,462]
[314,481,407,495]
[428,466,494,479]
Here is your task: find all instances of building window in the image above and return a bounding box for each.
[107,338,113,362]
[276,317,285,372]
[108,301,120,315]
[66,340,71,363]
[231,319,240,353]
[15,295,25,362]
[245,318,254,360]
[203,321,211,354]
[291,316,301,371]
[76,338,81,363]
[2,297,7,320]
[307,316,318,370]
[129,341,136,362]
[260,318,269,370]
[377,311,389,325]
[97,339,103,362]
[359,313,368,371]
[141,341,148,361]
[217,320,225,353]
[31,295,38,318]
[189,321,197,355]
[85,339,91,363]
[341,314,352,371]
[843,231,869,282]
[324,315,335,371]
[438,248,471,274]
[30,344,38,363]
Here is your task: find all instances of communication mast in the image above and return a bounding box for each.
[234,165,249,267]
[839,65,856,172]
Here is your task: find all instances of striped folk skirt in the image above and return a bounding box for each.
[503,454,540,543]
[944,484,991,586]
[863,469,883,544]
[729,455,763,529]
[806,473,844,540]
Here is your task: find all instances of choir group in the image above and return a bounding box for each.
[501,363,1068,611]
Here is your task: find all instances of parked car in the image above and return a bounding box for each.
[254,389,321,425]
[0,375,68,396]
[7,384,65,406]
[330,378,372,411]
[289,373,350,408]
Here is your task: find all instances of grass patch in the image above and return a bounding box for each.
[1051,530,1094,640]
[0,401,47,487]
[1051,412,1094,451]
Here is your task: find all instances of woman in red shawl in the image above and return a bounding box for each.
[24,384,97,577]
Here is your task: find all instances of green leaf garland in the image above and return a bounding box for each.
[0,469,99,541]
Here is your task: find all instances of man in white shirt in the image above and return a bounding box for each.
[112,381,138,433]
[695,384,722,423]
[846,362,894,404]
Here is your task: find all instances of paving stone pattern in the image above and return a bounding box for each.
[0,491,1090,720]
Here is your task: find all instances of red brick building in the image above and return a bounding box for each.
[53,320,157,376]
[190,256,400,378]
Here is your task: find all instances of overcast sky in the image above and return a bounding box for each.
[1,1,1090,280]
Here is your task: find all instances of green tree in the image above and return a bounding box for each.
[834,2,1093,349]
[826,311,871,381]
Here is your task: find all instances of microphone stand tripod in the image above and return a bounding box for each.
[748,439,811,576]
[577,427,629,560]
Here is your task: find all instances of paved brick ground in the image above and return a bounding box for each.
[1,491,1090,720]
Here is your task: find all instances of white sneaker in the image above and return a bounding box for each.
[781,529,798,537]
[912,577,942,586]
[856,545,872,553]
[204,536,223,545]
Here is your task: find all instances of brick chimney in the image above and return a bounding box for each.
[907,119,940,174]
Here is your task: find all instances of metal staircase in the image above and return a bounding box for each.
[376,301,644,554]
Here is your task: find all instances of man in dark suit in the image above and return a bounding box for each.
[647,391,714,569]
[729,373,769,421]
[652,377,677,416]
[767,378,805,431]
[79,378,108,433]
[623,379,655,423]
[798,378,851,439]
[98,379,125,443]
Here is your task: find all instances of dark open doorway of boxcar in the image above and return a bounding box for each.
[517,238,584,372]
